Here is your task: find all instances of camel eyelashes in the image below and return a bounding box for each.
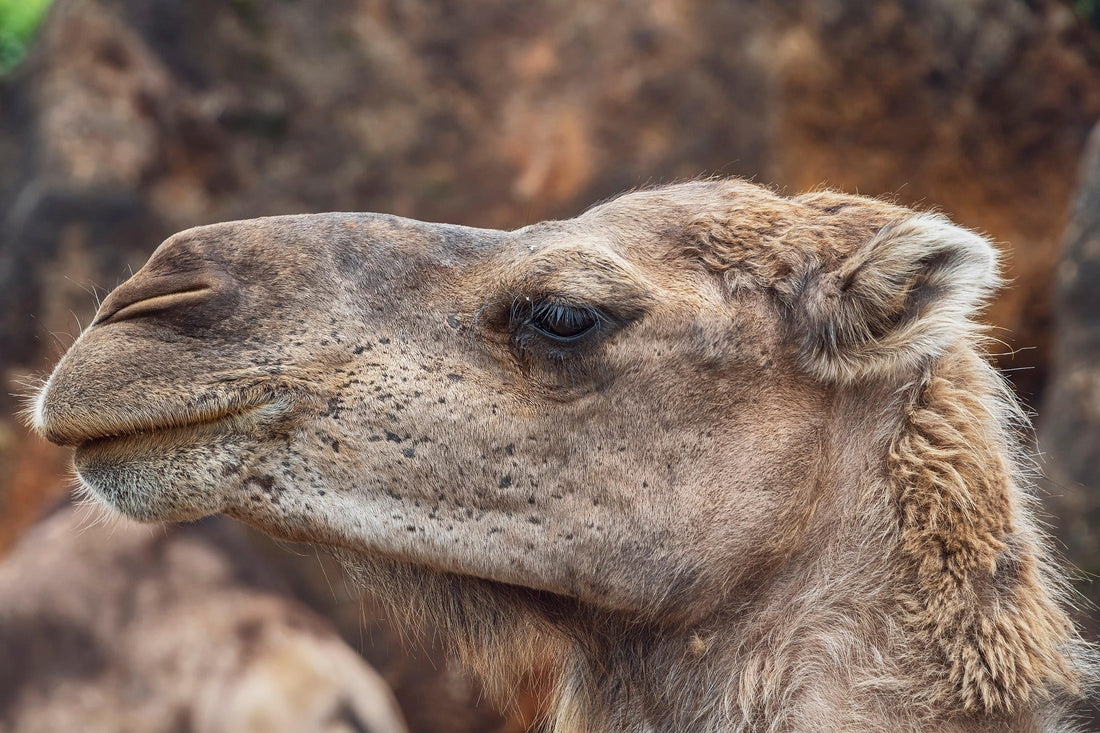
[510,299,607,345]
[529,303,601,342]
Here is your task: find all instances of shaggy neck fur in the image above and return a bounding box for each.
[345,343,1091,733]
[889,346,1085,719]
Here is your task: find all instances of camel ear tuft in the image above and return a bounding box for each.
[799,213,1000,382]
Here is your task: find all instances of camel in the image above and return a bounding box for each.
[30,179,1096,731]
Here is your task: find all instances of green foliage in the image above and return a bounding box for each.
[0,0,54,74]
[1076,0,1100,30]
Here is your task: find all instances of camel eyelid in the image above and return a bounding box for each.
[510,298,610,341]
[532,302,603,340]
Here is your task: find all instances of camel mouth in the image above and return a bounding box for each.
[72,401,277,452]
[67,395,297,523]
[40,390,293,450]
[64,398,291,523]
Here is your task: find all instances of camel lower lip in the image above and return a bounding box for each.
[70,402,282,522]
[70,413,264,523]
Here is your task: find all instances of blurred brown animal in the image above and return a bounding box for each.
[32,180,1096,731]
[0,505,408,733]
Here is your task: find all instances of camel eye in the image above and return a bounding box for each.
[529,303,600,342]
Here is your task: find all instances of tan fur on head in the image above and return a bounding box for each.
[683,184,1001,382]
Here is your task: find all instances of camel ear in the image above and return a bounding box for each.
[799,214,1000,382]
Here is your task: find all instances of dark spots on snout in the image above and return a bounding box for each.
[246,475,281,503]
[319,396,343,420]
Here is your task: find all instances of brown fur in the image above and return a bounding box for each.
[29,179,1096,731]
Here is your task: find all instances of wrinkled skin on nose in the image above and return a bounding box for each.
[34,207,826,619]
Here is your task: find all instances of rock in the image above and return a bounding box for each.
[1039,123,1100,610]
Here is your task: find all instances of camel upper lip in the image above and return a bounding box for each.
[40,396,280,448]
[77,407,262,448]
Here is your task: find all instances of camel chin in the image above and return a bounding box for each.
[73,429,240,522]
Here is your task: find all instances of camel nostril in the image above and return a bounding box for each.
[93,286,215,326]
[92,271,233,328]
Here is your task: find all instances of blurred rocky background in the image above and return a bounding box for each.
[1,0,1099,730]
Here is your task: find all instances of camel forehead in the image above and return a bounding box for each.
[576,181,914,273]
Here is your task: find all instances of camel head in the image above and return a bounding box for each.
[32,180,1089,730]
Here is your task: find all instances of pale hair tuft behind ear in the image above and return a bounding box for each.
[800,213,1002,382]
